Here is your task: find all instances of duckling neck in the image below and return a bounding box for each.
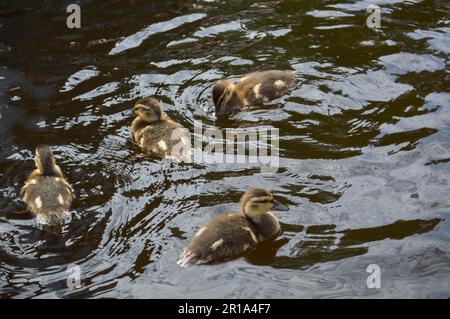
[132,116,160,130]
[39,163,63,177]
[243,210,280,241]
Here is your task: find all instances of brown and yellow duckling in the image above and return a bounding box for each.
[212,70,295,117]
[177,188,289,266]
[131,96,191,162]
[20,145,73,225]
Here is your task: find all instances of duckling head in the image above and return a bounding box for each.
[212,79,241,117]
[240,188,288,222]
[35,145,58,176]
[134,96,163,124]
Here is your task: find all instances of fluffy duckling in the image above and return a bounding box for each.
[131,96,191,162]
[212,70,295,117]
[20,145,73,225]
[177,188,289,266]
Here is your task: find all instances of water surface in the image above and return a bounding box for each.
[0,0,449,298]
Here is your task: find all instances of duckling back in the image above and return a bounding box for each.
[132,118,191,162]
[177,213,259,266]
[236,70,295,105]
[20,176,73,225]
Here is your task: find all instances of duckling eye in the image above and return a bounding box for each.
[216,90,227,107]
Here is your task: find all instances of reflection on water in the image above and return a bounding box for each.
[0,0,449,298]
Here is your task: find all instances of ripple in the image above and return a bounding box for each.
[377,92,450,137]
[315,24,353,30]
[306,10,353,18]
[109,13,207,55]
[167,37,199,47]
[73,82,121,101]
[193,19,246,38]
[60,67,100,93]
[407,27,450,54]
[379,52,445,75]
[1,0,449,299]
[325,70,413,103]
[328,0,420,12]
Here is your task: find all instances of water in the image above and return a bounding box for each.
[0,0,449,298]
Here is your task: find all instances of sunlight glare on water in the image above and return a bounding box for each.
[0,0,449,298]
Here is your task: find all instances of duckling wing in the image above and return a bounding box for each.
[177,214,259,266]
[138,121,191,162]
[235,70,295,105]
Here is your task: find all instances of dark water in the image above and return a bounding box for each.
[0,0,449,298]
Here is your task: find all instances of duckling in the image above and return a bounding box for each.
[131,96,191,162]
[212,70,295,117]
[20,145,73,225]
[177,188,289,266]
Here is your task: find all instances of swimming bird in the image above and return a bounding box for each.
[177,188,289,266]
[20,145,73,225]
[212,70,295,117]
[131,96,191,162]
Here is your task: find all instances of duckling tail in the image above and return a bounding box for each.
[36,210,67,225]
[177,249,195,267]
[177,248,212,267]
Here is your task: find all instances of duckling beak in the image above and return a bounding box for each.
[272,200,289,211]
